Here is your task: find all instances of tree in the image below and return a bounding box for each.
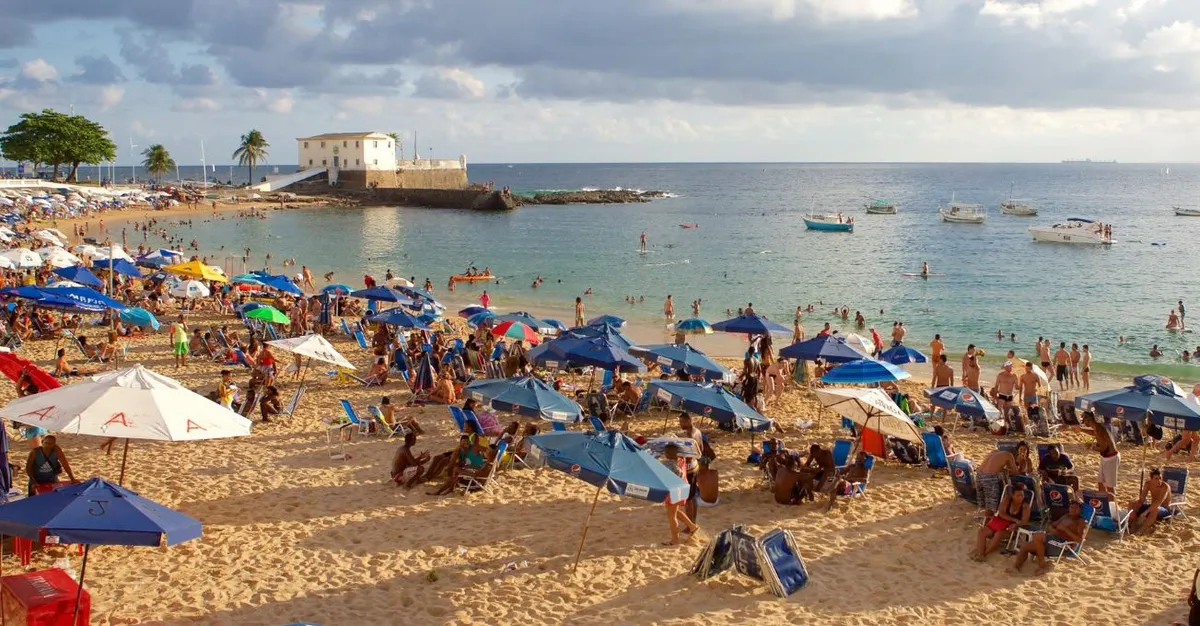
[231,129,269,185]
[141,144,175,182]
[387,131,401,159]
[0,109,117,181]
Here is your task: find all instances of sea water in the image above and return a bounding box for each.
[152,162,1200,381]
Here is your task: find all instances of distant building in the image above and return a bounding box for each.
[291,131,467,190]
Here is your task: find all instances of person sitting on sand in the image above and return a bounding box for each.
[971,486,1030,562]
[1011,499,1087,575]
[365,357,389,386]
[1128,467,1173,535]
[392,432,430,489]
[660,444,700,544]
[1038,443,1080,494]
[827,451,872,510]
[429,365,458,404]
[52,348,78,377]
[977,447,1019,512]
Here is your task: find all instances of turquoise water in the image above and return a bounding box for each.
[150,162,1200,381]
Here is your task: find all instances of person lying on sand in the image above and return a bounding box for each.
[971,486,1030,562]
[1011,500,1087,576]
[392,433,430,489]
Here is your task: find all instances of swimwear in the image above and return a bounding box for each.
[1024,395,1037,406]
[1041,361,1051,369]
[996,392,1013,402]
[697,495,720,507]
[978,472,1004,512]
[1098,452,1120,490]
[399,466,420,482]
[1135,503,1170,519]
[1055,365,1068,381]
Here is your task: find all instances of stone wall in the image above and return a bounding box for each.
[360,188,514,210]
[333,166,467,190]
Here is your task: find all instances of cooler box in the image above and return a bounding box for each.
[1,568,89,626]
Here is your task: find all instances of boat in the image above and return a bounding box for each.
[1174,207,1200,217]
[938,200,986,224]
[450,273,495,283]
[864,199,897,214]
[1028,218,1113,244]
[999,183,1037,216]
[803,213,854,232]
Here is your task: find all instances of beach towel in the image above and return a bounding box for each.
[978,472,1003,512]
[1098,453,1120,491]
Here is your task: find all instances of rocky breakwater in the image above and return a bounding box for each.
[514,189,669,206]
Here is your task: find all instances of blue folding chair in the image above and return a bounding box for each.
[922,431,948,469]
[354,329,369,350]
[448,405,467,431]
[600,370,614,393]
[340,318,353,336]
[339,399,370,435]
[1010,474,1044,521]
[1163,466,1189,519]
[1082,489,1132,540]
[832,438,853,470]
[589,416,606,433]
[997,440,1021,455]
[949,459,978,505]
[551,421,568,432]
[1042,482,1072,521]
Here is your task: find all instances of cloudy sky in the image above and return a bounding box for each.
[1,0,1199,164]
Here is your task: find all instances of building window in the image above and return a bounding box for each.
[322,159,327,166]
[373,141,378,148]
[355,159,360,166]
[320,141,325,148]
[373,159,378,165]
[308,159,313,165]
[355,141,359,148]
[343,141,347,147]
[303,141,308,148]
[387,141,392,148]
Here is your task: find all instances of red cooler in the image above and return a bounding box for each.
[1,568,89,626]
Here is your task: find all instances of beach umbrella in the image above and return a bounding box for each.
[142,248,184,262]
[711,313,790,335]
[0,350,61,394]
[92,257,143,278]
[322,283,354,296]
[647,380,774,431]
[672,318,713,335]
[465,377,583,423]
[350,285,405,302]
[40,286,126,311]
[879,344,928,365]
[926,386,1001,420]
[367,307,431,330]
[52,265,104,288]
[587,314,626,328]
[135,256,173,269]
[119,307,160,330]
[35,246,80,268]
[2,248,40,268]
[268,334,355,370]
[465,311,495,328]
[31,230,65,247]
[391,283,438,304]
[814,388,922,442]
[168,280,210,299]
[237,302,269,315]
[821,359,912,385]
[0,477,202,622]
[526,430,689,571]
[561,325,636,350]
[1131,375,1186,397]
[0,412,9,494]
[778,335,870,363]
[530,335,645,372]
[258,274,301,296]
[643,436,700,458]
[543,319,568,333]
[491,320,541,344]
[1017,359,1051,388]
[410,353,436,392]
[628,343,732,382]
[458,305,489,319]
[90,244,135,262]
[230,273,265,285]
[0,256,14,270]
[0,365,252,483]
[244,305,290,325]
[843,333,875,356]
[492,312,556,334]
[164,259,227,282]
[1075,384,1200,431]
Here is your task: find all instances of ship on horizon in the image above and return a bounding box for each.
[1061,158,1118,164]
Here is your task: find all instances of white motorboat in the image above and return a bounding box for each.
[939,201,986,224]
[1174,207,1200,217]
[864,199,897,214]
[1028,218,1113,244]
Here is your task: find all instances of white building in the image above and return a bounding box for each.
[296,132,395,172]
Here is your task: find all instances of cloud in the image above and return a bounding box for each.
[172,97,220,112]
[413,68,485,100]
[21,58,57,82]
[242,88,294,113]
[97,85,125,111]
[69,54,126,84]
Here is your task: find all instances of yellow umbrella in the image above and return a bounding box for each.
[164,259,228,283]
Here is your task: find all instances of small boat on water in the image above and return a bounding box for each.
[864,199,897,214]
[803,213,854,232]
[939,201,987,224]
[1028,217,1113,244]
[999,183,1037,216]
[1174,207,1200,217]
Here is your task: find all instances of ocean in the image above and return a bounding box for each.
[129,162,1200,381]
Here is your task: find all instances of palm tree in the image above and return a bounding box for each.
[141,144,175,182]
[387,132,401,160]
[232,129,270,185]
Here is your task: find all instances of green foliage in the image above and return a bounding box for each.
[232,129,270,184]
[0,109,117,181]
[141,144,176,181]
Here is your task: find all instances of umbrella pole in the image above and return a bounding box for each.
[72,544,89,625]
[1138,411,1150,494]
[118,439,130,486]
[572,480,606,574]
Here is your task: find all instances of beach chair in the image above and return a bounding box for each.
[1010,474,1045,522]
[448,406,468,432]
[278,385,306,419]
[1082,489,1131,540]
[551,421,568,432]
[339,399,372,436]
[229,349,252,369]
[832,438,854,470]
[463,409,490,435]
[238,387,263,418]
[840,417,857,435]
[1042,482,1073,522]
[996,440,1021,455]
[458,441,507,494]
[2,332,22,351]
[923,431,949,469]
[368,405,408,438]
[1162,466,1189,519]
[589,416,607,433]
[1012,505,1096,564]
[634,387,654,414]
[949,459,979,506]
[340,318,353,337]
[845,454,875,499]
[600,370,615,393]
[66,331,101,364]
[353,329,369,350]
[1036,443,1056,464]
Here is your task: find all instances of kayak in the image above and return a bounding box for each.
[451,273,495,282]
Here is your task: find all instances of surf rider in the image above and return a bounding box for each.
[640,231,647,252]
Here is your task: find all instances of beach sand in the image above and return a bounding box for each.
[0,308,1194,626]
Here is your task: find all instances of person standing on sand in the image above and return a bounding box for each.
[575,296,585,327]
[930,333,945,363]
[1038,339,1051,372]
[659,444,699,545]
[1019,361,1040,413]
[664,295,674,320]
[1054,342,1070,391]
[1069,343,1081,388]
[301,266,314,292]
[1075,411,1119,496]
[932,354,954,388]
[170,315,188,369]
[1080,345,1092,390]
[993,362,1018,414]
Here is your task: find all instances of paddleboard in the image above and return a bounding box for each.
[900,272,945,278]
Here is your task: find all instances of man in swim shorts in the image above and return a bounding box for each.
[1053,342,1070,391]
[1076,412,1119,495]
[1019,362,1040,412]
[977,448,1019,512]
[993,361,1018,414]
[1010,499,1087,575]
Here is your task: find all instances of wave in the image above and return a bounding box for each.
[644,259,690,267]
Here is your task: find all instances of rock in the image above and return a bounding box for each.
[515,189,667,206]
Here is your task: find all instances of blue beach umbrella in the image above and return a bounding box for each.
[237,302,269,316]
[0,477,202,621]
[322,283,354,296]
[878,344,928,365]
[392,283,438,304]
[1131,375,1186,398]
[530,336,645,372]
[673,318,713,335]
[492,312,556,334]
[367,308,431,329]
[351,285,405,302]
[466,311,496,328]
[92,257,143,278]
[458,305,489,319]
[778,335,869,363]
[561,325,636,350]
[1076,383,1200,431]
[230,273,265,285]
[52,265,104,288]
[119,307,160,330]
[526,429,689,570]
[629,343,732,382]
[587,314,626,328]
[465,377,583,423]
[0,420,9,494]
[135,256,173,269]
[410,353,436,392]
[711,313,790,335]
[821,359,912,385]
[40,286,126,310]
[647,380,774,431]
[927,386,1001,420]
[542,319,568,333]
[259,274,302,296]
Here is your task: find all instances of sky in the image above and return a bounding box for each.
[2,0,1200,164]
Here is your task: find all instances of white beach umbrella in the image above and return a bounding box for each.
[2,248,41,268]
[169,280,211,299]
[0,256,16,270]
[267,334,355,370]
[42,227,68,240]
[35,246,81,268]
[843,333,875,356]
[0,198,12,207]
[32,230,65,247]
[91,244,134,262]
[814,387,922,442]
[72,244,101,257]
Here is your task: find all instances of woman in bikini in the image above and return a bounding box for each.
[971,486,1031,561]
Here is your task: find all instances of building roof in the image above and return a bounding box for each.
[297,132,391,141]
